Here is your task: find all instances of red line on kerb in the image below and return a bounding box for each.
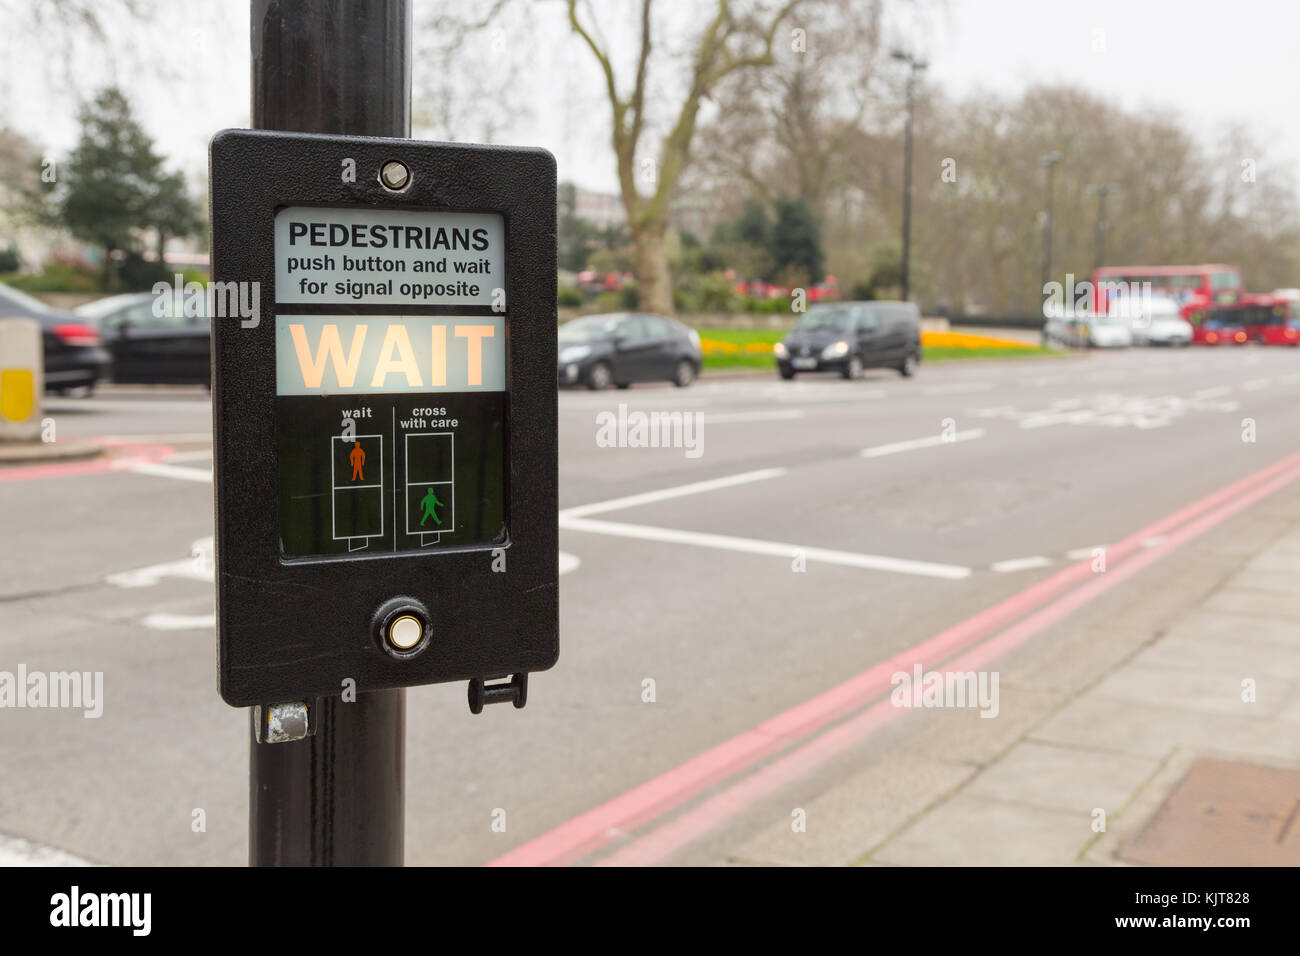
[489,450,1300,867]
[0,440,176,482]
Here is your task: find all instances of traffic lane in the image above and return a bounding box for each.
[666,468,1300,866]
[0,462,227,865]
[0,563,239,866]
[406,524,1014,866]
[556,382,974,509]
[554,346,1278,496]
[42,395,211,440]
[556,349,1300,555]
[0,346,1286,864]
[0,467,214,600]
[580,386,1296,574]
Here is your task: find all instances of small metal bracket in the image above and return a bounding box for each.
[252,699,317,743]
[468,673,528,714]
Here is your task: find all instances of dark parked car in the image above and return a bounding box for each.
[0,283,111,394]
[558,312,702,389]
[774,301,921,379]
[75,292,211,386]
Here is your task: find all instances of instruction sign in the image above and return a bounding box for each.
[274,207,504,306]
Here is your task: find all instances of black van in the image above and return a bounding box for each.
[774,301,921,379]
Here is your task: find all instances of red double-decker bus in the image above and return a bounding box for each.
[1092,264,1243,313]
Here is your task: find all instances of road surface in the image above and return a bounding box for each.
[1,346,1298,864]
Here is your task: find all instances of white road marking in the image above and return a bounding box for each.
[860,429,984,458]
[142,612,216,630]
[990,556,1053,573]
[558,516,971,579]
[0,832,93,867]
[922,382,992,395]
[106,538,214,588]
[1241,378,1272,391]
[162,449,215,463]
[1065,545,1107,560]
[1193,385,1232,399]
[99,432,212,443]
[1279,373,1300,385]
[704,409,805,424]
[558,551,581,576]
[126,461,213,482]
[559,467,787,520]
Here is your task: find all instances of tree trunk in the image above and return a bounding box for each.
[102,246,117,290]
[633,219,673,314]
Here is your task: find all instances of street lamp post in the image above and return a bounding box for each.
[1039,151,1062,292]
[1084,183,1114,273]
[892,49,927,303]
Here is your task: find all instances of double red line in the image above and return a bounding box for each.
[0,440,176,483]
[490,450,1300,866]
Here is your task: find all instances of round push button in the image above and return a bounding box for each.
[387,614,423,650]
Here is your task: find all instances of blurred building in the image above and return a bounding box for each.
[559,182,625,229]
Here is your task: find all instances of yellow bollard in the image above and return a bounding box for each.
[0,318,43,442]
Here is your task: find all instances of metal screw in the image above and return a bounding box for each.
[380,160,410,190]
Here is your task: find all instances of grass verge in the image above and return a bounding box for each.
[696,327,1063,370]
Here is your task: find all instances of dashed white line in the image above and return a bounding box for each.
[860,429,985,458]
[559,516,971,579]
[1065,545,1107,560]
[161,449,215,463]
[559,467,787,520]
[704,409,805,424]
[126,461,213,483]
[922,382,992,395]
[1193,385,1232,399]
[990,556,1053,573]
[142,612,216,631]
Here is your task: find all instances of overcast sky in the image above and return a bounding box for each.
[2,0,1296,198]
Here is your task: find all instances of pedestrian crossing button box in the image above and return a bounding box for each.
[211,129,557,706]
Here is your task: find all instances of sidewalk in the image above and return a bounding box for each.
[725,479,1300,866]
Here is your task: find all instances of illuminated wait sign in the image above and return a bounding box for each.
[275,315,505,394]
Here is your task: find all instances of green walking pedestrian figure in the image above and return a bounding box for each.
[419,487,444,527]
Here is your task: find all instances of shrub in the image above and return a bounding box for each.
[557,285,584,307]
[2,261,100,293]
[679,272,738,313]
[594,290,624,312]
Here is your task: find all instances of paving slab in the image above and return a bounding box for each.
[963,741,1158,816]
[729,753,977,867]
[873,794,1086,866]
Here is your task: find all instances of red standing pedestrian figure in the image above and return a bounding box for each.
[349,441,366,481]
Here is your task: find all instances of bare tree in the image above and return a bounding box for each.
[568,0,807,313]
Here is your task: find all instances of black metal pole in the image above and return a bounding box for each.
[1045,163,1055,285]
[248,0,410,867]
[1093,186,1109,272]
[899,70,915,303]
